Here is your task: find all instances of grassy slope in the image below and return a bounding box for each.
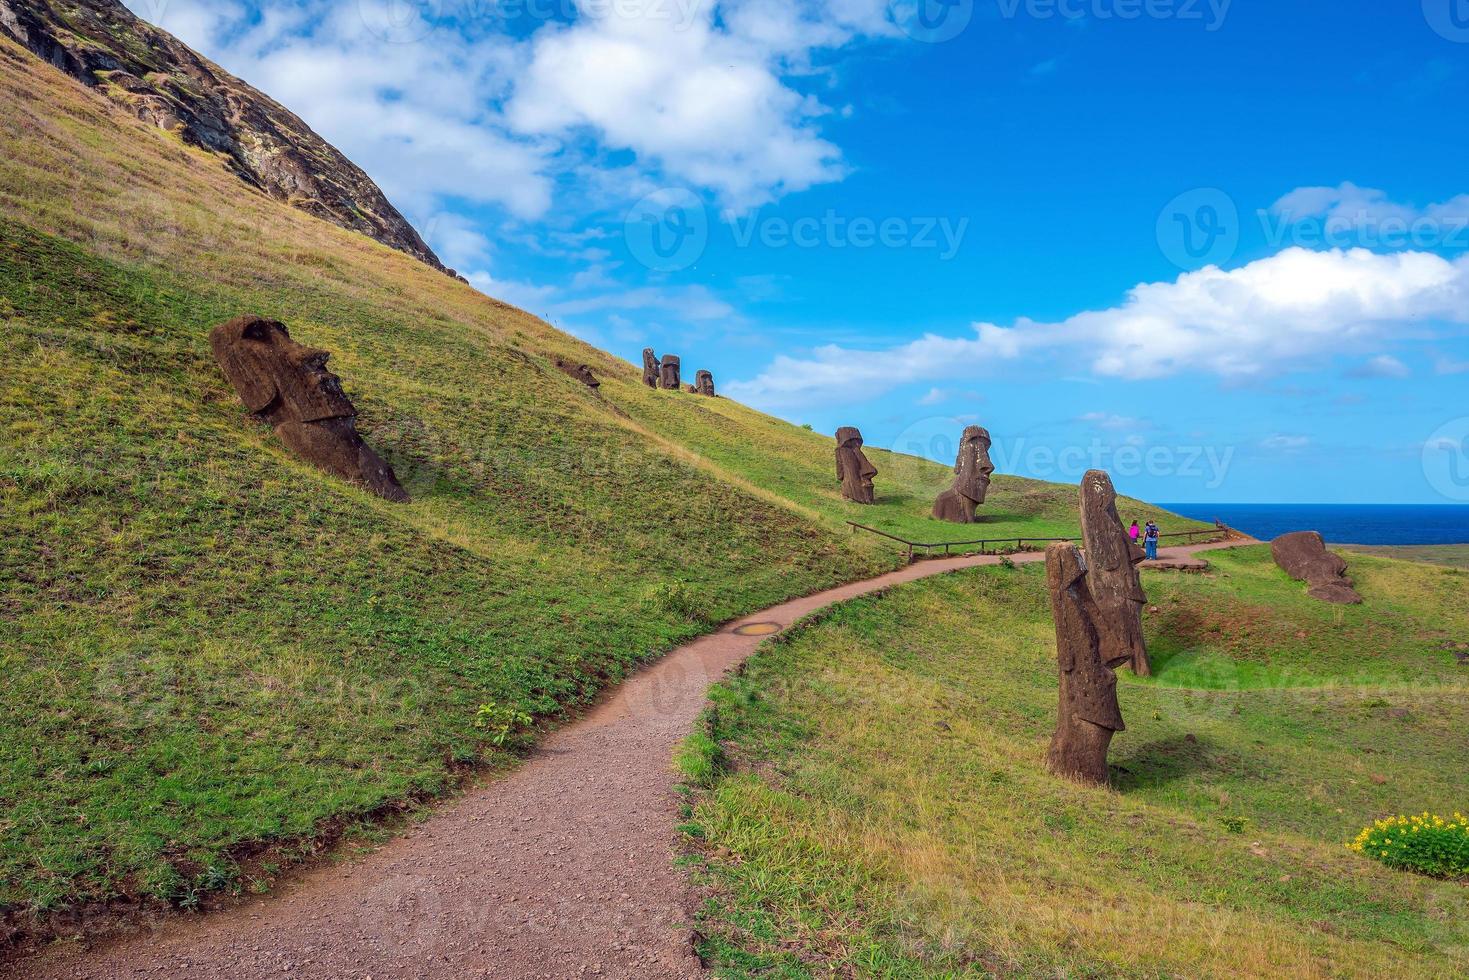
[683,546,1469,978]
[1340,544,1469,570]
[0,37,1201,922]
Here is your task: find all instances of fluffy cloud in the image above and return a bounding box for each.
[1270,182,1469,245]
[726,248,1469,409]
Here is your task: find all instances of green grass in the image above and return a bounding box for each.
[0,36,1208,927]
[1339,544,1469,570]
[683,546,1469,978]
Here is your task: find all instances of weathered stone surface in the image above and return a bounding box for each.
[932,425,995,523]
[0,0,446,273]
[554,358,600,389]
[835,426,877,504]
[659,354,681,391]
[1045,541,1127,786]
[1271,531,1363,604]
[1080,470,1151,676]
[641,348,660,389]
[210,316,409,502]
[694,370,716,397]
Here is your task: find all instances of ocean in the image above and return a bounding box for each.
[1157,503,1469,546]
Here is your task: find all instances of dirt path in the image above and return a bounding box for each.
[7,540,1247,980]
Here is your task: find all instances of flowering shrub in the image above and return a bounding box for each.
[1348,812,1469,879]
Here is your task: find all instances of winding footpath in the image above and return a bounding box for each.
[7,541,1246,980]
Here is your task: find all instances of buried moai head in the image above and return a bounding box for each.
[659,354,682,390]
[932,425,995,523]
[209,316,410,502]
[1271,531,1363,604]
[1044,541,1127,786]
[554,358,600,389]
[835,426,877,504]
[642,348,660,389]
[1079,469,1150,676]
[694,370,716,397]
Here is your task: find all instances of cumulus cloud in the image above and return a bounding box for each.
[725,248,1469,409]
[1269,182,1469,245]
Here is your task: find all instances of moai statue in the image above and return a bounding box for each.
[1080,469,1150,676]
[694,370,716,396]
[641,348,660,389]
[1271,531,1363,604]
[932,425,995,523]
[210,316,410,502]
[554,358,600,389]
[659,354,682,390]
[835,426,877,504]
[1044,541,1128,787]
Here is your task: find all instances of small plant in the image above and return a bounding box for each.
[1348,812,1469,879]
[474,700,534,747]
[801,423,814,431]
[643,581,709,624]
[998,555,1016,570]
[1220,815,1248,834]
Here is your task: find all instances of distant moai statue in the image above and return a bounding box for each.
[835,426,877,504]
[932,425,995,523]
[210,316,410,502]
[641,348,660,388]
[659,354,682,390]
[1079,469,1150,676]
[1044,541,1128,786]
[694,370,716,396]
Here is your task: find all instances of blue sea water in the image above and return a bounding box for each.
[1157,504,1469,546]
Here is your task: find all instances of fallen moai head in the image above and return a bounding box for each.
[554,358,600,389]
[1271,531,1363,604]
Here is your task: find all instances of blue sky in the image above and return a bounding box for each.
[127,0,1469,504]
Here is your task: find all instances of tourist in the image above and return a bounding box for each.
[1144,520,1159,560]
[1129,520,1140,543]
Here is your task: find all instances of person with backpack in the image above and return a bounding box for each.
[1144,520,1159,560]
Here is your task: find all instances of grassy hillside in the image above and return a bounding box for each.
[1340,544,1469,570]
[682,546,1469,977]
[0,33,1202,931]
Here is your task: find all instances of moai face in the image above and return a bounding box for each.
[210,316,409,502]
[835,426,877,504]
[694,370,715,396]
[659,354,682,390]
[1079,469,1149,675]
[642,348,660,389]
[953,425,995,504]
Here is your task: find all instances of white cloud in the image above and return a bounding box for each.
[1079,412,1148,432]
[1346,354,1411,379]
[1270,182,1469,240]
[726,248,1469,409]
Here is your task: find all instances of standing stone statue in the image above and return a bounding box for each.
[1080,469,1150,676]
[1044,541,1128,787]
[641,348,660,389]
[659,354,682,390]
[932,425,995,523]
[694,370,716,396]
[210,316,410,502]
[1271,531,1363,604]
[835,426,877,504]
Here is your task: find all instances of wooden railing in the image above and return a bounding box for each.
[845,522,1230,563]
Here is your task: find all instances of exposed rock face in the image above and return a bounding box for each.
[932,425,994,523]
[659,354,681,391]
[694,370,715,397]
[554,358,600,389]
[835,426,877,504]
[210,316,409,502]
[641,348,660,389]
[1271,531,1363,604]
[1,0,446,273]
[1044,541,1127,787]
[1080,470,1151,676]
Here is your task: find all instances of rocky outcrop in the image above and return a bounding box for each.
[0,0,447,273]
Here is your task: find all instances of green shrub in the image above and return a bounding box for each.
[473,701,534,747]
[1348,812,1469,879]
[643,581,709,624]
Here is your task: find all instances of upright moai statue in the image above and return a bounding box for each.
[1079,469,1150,676]
[694,370,716,396]
[641,348,660,389]
[835,426,877,504]
[932,425,995,523]
[1044,541,1128,786]
[659,354,682,390]
[210,316,410,502]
